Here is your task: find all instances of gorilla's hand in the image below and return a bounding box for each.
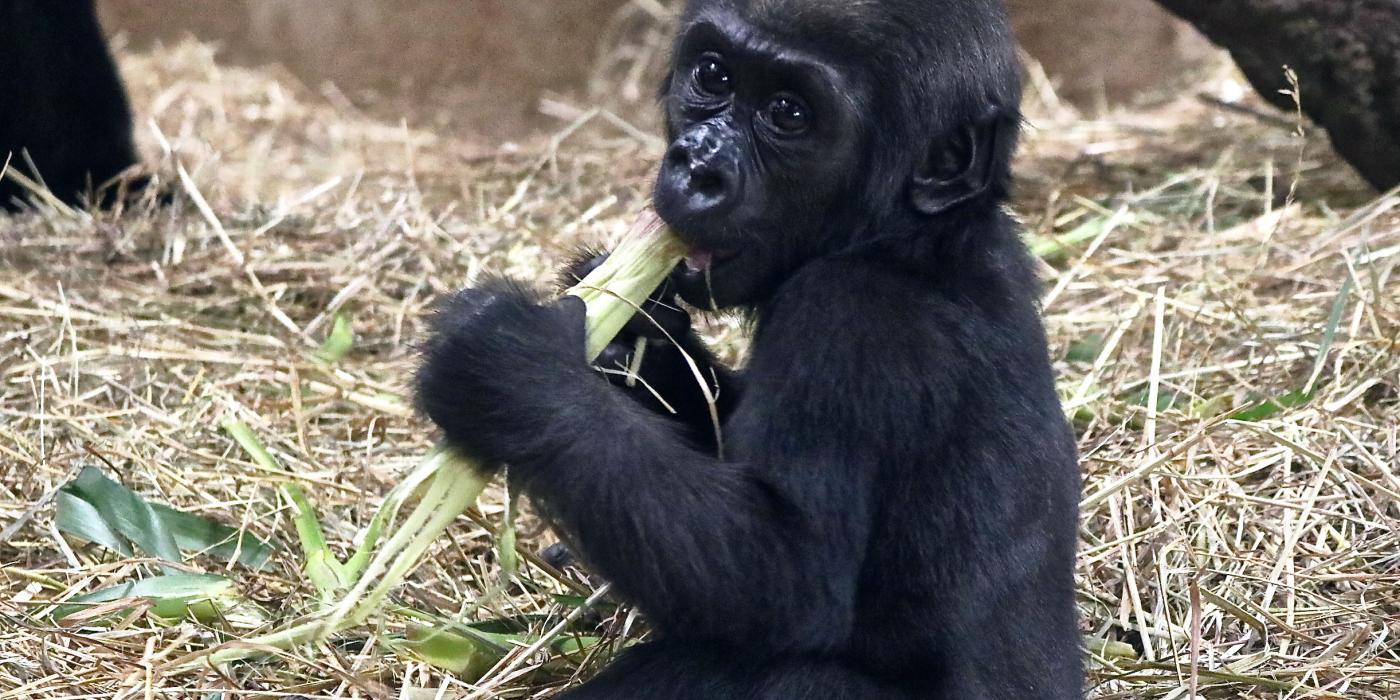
[415,279,590,465]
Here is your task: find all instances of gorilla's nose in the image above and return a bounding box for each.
[656,125,742,222]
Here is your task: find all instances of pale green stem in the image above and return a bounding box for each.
[176,211,686,671]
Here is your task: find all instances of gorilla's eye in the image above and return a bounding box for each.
[765,95,811,134]
[694,56,733,97]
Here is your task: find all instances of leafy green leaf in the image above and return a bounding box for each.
[55,490,133,557]
[392,626,513,679]
[1066,333,1106,364]
[52,573,234,622]
[315,313,355,363]
[60,467,182,572]
[1232,390,1312,422]
[56,466,273,570]
[151,502,273,570]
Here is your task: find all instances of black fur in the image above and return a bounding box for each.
[0,0,141,210]
[417,0,1081,697]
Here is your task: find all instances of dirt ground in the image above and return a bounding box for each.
[1,21,1397,700]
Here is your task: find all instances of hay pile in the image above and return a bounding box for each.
[1,39,1396,699]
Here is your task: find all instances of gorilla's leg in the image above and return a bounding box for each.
[555,642,905,700]
[0,0,141,210]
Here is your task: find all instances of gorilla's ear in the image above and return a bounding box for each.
[909,116,1001,216]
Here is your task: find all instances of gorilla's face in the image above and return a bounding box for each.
[654,8,866,309]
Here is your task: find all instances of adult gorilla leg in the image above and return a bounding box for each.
[556,642,904,700]
[1157,0,1400,191]
[0,0,141,210]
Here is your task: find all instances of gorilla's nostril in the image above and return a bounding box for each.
[690,169,726,199]
[665,145,690,169]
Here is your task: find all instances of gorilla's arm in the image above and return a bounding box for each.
[415,263,934,649]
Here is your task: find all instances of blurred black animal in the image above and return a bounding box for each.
[0,0,141,210]
[417,0,1082,697]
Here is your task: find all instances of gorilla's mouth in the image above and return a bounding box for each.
[683,248,739,274]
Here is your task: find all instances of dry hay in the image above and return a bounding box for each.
[1,39,1397,700]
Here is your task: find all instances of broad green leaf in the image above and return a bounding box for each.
[52,573,234,622]
[392,626,519,679]
[56,466,273,570]
[553,635,604,657]
[1066,333,1106,364]
[1232,390,1311,422]
[151,502,274,570]
[61,467,182,572]
[315,313,355,363]
[55,490,132,557]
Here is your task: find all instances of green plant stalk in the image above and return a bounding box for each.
[309,450,483,638]
[569,211,690,359]
[281,482,349,599]
[342,448,445,582]
[224,420,347,597]
[182,210,686,670]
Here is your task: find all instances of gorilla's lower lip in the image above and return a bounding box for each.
[684,250,713,273]
[683,248,738,273]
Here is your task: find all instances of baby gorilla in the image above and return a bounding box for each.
[417,0,1082,697]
